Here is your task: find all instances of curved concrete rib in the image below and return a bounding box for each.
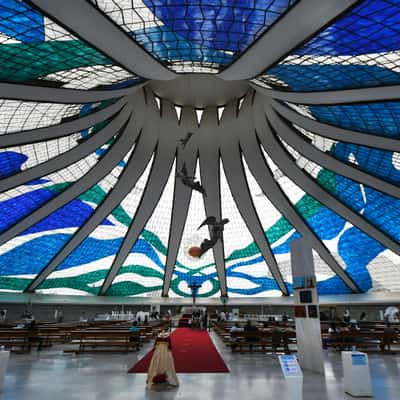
[30,0,175,80]
[219,100,288,295]
[220,0,358,80]
[271,100,400,153]
[251,83,400,105]
[266,106,400,199]
[99,99,177,295]
[0,81,145,103]
[253,99,400,257]
[0,111,135,248]
[198,107,227,297]
[162,107,199,297]
[239,101,360,292]
[25,113,149,292]
[0,105,131,193]
[0,98,127,148]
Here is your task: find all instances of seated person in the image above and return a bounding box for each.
[349,319,360,331]
[328,322,338,334]
[244,320,258,332]
[323,322,338,350]
[129,321,140,344]
[230,323,244,350]
[382,323,396,351]
[230,323,244,333]
[271,325,283,352]
[26,319,43,351]
[359,311,367,321]
[219,311,227,322]
[339,323,355,350]
[343,309,351,324]
[129,321,139,332]
[244,320,259,350]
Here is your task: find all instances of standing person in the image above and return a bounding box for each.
[282,312,288,323]
[146,331,179,390]
[343,309,350,323]
[203,309,208,331]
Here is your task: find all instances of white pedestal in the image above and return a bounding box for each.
[279,355,303,400]
[342,351,373,397]
[291,238,325,375]
[0,351,10,392]
[295,316,325,374]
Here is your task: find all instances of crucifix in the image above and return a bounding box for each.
[188,282,201,305]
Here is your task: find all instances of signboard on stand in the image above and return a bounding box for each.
[279,355,303,400]
[342,351,373,397]
[279,355,303,377]
[0,350,10,391]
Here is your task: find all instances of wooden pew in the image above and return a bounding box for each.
[230,330,296,353]
[65,329,141,353]
[323,330,400,353]
[0,329,32,353]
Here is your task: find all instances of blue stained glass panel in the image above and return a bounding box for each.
[144,0,296,53]
[132,25,232,66]
[0,189,56,234]
[0,151,27,178]
[0,0,44,42]
[315,160,400,243]
[263,64,400,91]
[0,234,71,276]
[309,103,400,138]
[260,0,400,91]
[273,194,374,294]
[91,0,297,71]
[295,0,400,56]
[334,143,400,186]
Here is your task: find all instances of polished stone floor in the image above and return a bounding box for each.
[2,331,400,400]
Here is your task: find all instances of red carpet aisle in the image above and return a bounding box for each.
[129,328,229,373]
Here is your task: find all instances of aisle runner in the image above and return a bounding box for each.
[128,328,229,373]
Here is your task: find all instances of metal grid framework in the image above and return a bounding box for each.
[0,0,141,89]
[89,0,297,73]
[0,0,400,298]
[256,0,400,91]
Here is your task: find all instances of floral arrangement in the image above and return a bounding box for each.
[152,373,167,384]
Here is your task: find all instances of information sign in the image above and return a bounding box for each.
[279,355,303,377]
[351,353,367,366]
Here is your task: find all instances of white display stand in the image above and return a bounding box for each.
[0,350,10,392]
[279,355,303,400]
[342,351,373,397]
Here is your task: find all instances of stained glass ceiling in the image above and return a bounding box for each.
[256,0,400,91]
[89,0,298,73]
[0,0,142,88]
[1,0,400,298]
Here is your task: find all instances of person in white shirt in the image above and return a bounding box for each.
[230,323,244,333]
[230,323,244,350]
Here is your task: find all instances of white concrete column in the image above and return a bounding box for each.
[291,237,325,374]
